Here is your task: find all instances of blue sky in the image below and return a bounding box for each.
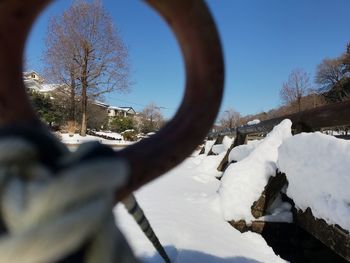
[26,0,350,119]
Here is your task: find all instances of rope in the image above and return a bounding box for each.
[122,195,171,263]
[0,137,137,262]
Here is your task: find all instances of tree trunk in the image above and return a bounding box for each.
[69,71,76,122]
[80,82,87,136]
[80,47,89,136]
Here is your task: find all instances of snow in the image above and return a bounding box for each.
[193,152,226,181]
[95,131,123,140]
[247,119,260,125]
[203,140,215,154]
[218,120,292,222]
[228,140,261,163]
[114,157,285,263]
[277,132,350,232]
[60,133,132,146]
[258,195,293,223]
[211,136,235,155]
[41,84,60,92]
[222,136,235,149]
[211,144,225,155]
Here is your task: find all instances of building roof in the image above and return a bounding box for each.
[108,106,136,114]
[93,100,110,108]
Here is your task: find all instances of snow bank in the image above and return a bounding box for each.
[203,140,215,155]
[211,144,226,155]
[278,132,350,231]
[193,152,226,182]
[96,131,123,140]
[60,133,132,146]
[219,119,292,222]
[211,136,234,155]
[228,140,261,162]
[222,136,234,149]
[247,119,260,125]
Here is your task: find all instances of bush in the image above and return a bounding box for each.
[28,90,67,127]
[109,116,135,133]
[122,130,138,141]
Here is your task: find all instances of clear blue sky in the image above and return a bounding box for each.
[26,0,350,119]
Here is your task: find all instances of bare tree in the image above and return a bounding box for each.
[280,69,311,112]
[315,57,350,102]
[315,58,347,91]
[219,109,241,130]
[342,42,350,73]
[43,0,130,136]
[140,102,164,133]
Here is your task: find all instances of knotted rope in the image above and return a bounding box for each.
[0,136,140,262]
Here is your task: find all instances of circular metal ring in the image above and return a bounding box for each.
[0,0,224,200]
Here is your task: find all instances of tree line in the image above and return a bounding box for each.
[29,88,165,135]
[219,42,350,129]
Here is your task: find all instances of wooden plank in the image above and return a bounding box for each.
[198,144,206,155]
[294,208,350,261]
[251,173,287,218]
[335,135,350,140]
[236,100,350,136]
[217,132,246,171]
[228,220,348,262]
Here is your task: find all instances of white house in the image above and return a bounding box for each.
[107,106,136,118]
[23,71,64,94]
[23,71,44,83]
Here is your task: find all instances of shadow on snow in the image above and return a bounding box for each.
[141,246,263,263]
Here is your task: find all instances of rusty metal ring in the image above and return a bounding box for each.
[0,0,224,200]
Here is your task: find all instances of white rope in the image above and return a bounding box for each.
[0,138,138,262]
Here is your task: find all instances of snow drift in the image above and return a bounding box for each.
[218,119,292,222]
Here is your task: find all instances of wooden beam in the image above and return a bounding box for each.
[294,208,350,261]
[217,132,246,171]
[236,100,350,136]
[207,134,224,155]
[251,173,287,218]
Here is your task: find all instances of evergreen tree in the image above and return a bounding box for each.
[28,90,66,128]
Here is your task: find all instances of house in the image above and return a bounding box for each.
[23,71,44,83]
[23,71,137,121]
[23,71,65,95]
[107,106,136,118]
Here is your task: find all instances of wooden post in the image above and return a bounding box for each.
[207,134,224,155]
[217,132,246,171]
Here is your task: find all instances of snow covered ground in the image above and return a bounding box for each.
[95,131,123,140]
[114,156,285,262]
[60,133,133,146]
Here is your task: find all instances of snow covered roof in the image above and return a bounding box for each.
[24,79,41,91]
[108,106,136,114]
[23,70,41,77]
[93,101,109,108]
[41,84,60,93]
[247,119,261,125]
[24,79,61,93]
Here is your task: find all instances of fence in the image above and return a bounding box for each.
[207,99,350,262]
[216,99,350,172]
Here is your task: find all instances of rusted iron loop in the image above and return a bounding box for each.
[0,0,224,201]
